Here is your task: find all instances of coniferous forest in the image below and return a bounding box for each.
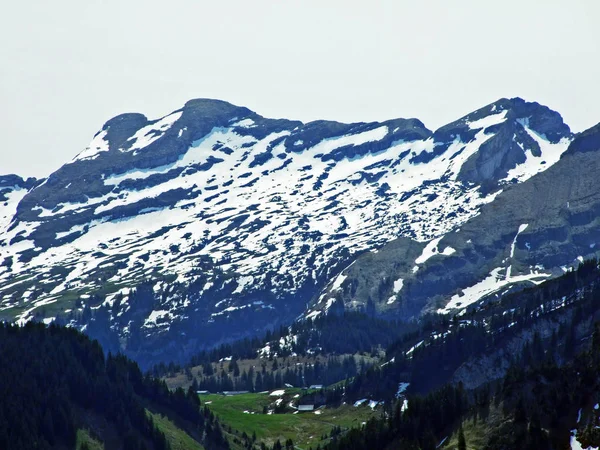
[323,322,600,450]
[0,322,228,450]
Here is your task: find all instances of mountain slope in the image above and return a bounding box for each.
[0,97,576,365]
[309,261,600,450]
[315,122,600,319]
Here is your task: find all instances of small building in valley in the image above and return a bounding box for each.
[222,391,250,396]
[298,404,315,412]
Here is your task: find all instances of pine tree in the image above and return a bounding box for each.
[458,425,466,450]
[514,397,527,425]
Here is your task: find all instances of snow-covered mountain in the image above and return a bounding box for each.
[312,122,600,320]
[0,97,584,365]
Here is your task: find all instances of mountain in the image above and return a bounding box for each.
[314,122,600,320]
[0,97,584,366]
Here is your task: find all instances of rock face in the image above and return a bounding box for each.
[0,175,38,243]
[0,97,583,366]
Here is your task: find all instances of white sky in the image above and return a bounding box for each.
[1,0,599,178]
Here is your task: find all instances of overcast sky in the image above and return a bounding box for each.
[2,0,599,178]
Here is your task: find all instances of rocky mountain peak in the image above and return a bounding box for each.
[440,98,574,187]
[183,97,254,117]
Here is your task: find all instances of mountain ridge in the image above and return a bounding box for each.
[313,121,600,320]
[0,96,590,366]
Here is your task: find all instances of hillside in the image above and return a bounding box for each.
[322,322,600,450]
[0,322,227,450]
[153,260,600,450]
[311,260,600,449]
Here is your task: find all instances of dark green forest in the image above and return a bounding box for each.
[323,322,600,450]
[0,322,228,450]
[152,312,411,393]
[153,312,410,376]
[316,260,600,449]
[337,259,600,401]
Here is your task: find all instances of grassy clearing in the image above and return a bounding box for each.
[36,293,79,316]
[76,429,104,450]
[201,391,379,449]
[442,405,506,449]
[147,410,204,450]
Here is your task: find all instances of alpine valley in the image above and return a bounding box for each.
[2,96,599,369]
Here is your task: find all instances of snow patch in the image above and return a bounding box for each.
[406,340,424,356]
[124,111,183,153]
[414,237,455,267]
[74,129,110,161]
[393,278,404,293]
[438,265,550,313]
[571,429,598,450]
[441,246,456,256]
[467,110,508,130]
[144,310,170,327]
[232,118,255,128]
[502,124,572,184]
[331,273,347,292]
[396,382,410,398]
[415,237,444,265]
[233,275,254,294]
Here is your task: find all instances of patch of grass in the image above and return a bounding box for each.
[76,428,104,450]
[202,392,378,449]
[147,410,204,450]
[0,304,28,321]
[36,295,79,316]
[442,405,506,449]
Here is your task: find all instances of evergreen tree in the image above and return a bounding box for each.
[458,425,466,450]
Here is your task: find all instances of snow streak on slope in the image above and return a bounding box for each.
[502,121,572,183]
[0,187,28,232]
[437,266,550,313]
[74,129,110,161]
[437,223,550,314]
